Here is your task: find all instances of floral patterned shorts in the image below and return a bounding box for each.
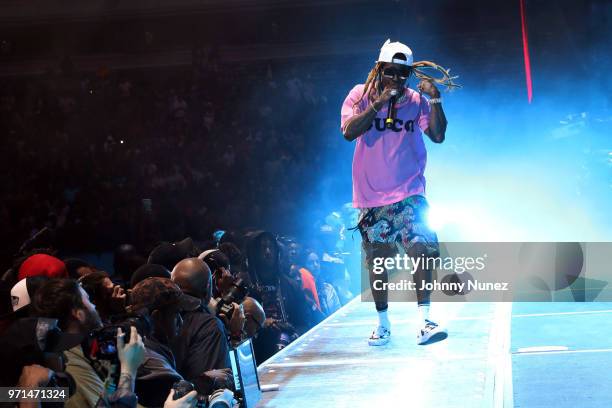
[357,195,440,257]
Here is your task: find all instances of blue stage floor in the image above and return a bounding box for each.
[255,300,612,407]
[511,302,612,408]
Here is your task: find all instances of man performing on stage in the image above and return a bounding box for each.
[341,39,455,346]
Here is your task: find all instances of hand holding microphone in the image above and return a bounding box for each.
[376,87,398,105]
[384,88,398,129]
[372,87,399,129]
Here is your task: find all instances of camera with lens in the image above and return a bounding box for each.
[208,278,248,318]
[172,380,235,408]
[89,313,150,361]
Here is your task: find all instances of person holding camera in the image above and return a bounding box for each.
[170,258,243,377]
[32,279,145,408]
[129,277,234,407]
[197,250,265,343]
[198,249,234,299]
[79,271,128,323]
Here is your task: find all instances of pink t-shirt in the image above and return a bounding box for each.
[341,84,431,208]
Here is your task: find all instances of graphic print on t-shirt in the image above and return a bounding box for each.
[368,117,415,133]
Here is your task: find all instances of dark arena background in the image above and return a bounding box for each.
[0,1,610,407]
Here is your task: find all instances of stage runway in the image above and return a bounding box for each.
[256,299,612,408]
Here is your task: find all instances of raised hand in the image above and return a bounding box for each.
[117,326,145,375]
[417,79,440,98]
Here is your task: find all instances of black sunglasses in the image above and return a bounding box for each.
[382,67,411,80]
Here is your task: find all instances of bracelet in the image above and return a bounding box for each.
[429,98,442,104]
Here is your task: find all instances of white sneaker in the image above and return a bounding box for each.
[368,325,391,346]
[417,319,448,345]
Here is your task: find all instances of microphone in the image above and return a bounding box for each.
[385,89,398,129]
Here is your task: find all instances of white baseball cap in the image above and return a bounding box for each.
[377,39,413,66]
[11,279,31,312]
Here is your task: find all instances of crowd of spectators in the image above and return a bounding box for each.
[0,45,363,406]
[0,51,345,267]
[0,228,353,407]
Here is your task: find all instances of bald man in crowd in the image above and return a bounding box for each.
[171,258,242,379]
[241,297,266,341]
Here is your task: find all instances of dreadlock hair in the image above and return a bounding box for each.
[352,58,461,111]
[352,62,385,111]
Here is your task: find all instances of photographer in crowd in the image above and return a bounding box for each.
[32,278,145,408]
[170,258,237,378]
[79,271,127,323]
[129,277,234,407]
[198,250,234,299]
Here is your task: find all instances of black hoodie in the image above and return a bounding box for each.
[242,231,324,363]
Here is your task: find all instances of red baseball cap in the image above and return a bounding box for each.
[17,254,68,281]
